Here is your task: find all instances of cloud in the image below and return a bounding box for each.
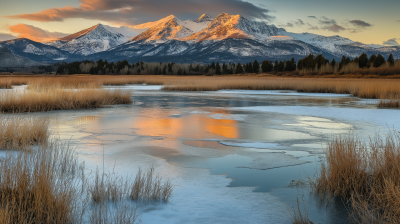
[397,20,400,23]
[349,20,372,28]
[283,22,294,27]
[383,38,399,46]
[307,23,319,30]
[4,0,274,26]
[319,16,336,25]
[8,24,69,42]
[322,24,346,32]
[295,19,304,26]
[308,16,316,19]
[0,33,17,41]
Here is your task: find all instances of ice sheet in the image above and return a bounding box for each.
[217,90,352,97]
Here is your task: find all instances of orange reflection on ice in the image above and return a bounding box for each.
[134,109,239,139]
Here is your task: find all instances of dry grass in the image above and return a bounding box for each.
[0,139,82,224]
[315,131,400,223]
[130,167,173,203]
[0,117,49,150]
[0,88,132,113]
[1,75,399,107]
[289,198,314,224]
[0,79,12,89]
[88,166,173,204]
[0,116,147,224]
[27,77,102,90]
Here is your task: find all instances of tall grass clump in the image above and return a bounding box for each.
[27,77,102,89]
[0,88,132,113]
[316,131,400,223]
[88,166,173,204]
[0,139,83,224]
[0,79,12,89]
[130,167,173,203]
[0,117,49,150]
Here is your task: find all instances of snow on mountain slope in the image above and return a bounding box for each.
[0,45,40,67]
[0,38,74,63]
[45,24,126,55]
[184,13,284,41]
[106,25,146,39]
[278,31,355,54]
[179,14,214,32]
[130,16,194,41]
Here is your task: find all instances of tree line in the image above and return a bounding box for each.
[57,53,398,76]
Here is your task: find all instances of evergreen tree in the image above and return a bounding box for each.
[253,60,260,73]
[177,68,183,75]
[215,62,222,75]
[373,54,386,68]
[315,54,326,69]
[330,59,336,68]
[236,63,244,74]
[274,60,279,71]
[278,61,285,72]
[211,62,216,70]
[248,62,253,73]
[368,54,377,66]
[388,54,395,66]
[359,53,368,68]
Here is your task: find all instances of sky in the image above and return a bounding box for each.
[0,0,399,46]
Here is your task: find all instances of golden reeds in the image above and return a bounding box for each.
[315,131,400,223]
[1,75,400,107]
[0,116,49,150]
[129,167,173,203]
[0,88,132,113]
[0,139,82,223]
[0,79,12,89]
[88,166,173,204]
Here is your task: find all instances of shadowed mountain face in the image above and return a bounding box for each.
[0,38,79,63]
[4,13,400,65]
[0,45,40,67]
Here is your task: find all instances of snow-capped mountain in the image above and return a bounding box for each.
[4,12,400,65]
[184,13,284,41]
[130,14,214,42]
[130,16,194,41]
[0,45,40,67]
[45,24,127,55]
[0,38,77,63]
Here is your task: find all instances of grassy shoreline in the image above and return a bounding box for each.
[0,74,399,108]
[0,88,132,113]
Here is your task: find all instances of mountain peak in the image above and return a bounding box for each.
[57,24,100,42]
[184,13,281,41]
[132,15,176,29]
[130,16,193,41]
[45,23,125,55]
[194,14,213,23]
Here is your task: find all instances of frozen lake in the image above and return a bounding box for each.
[14,85,399,223]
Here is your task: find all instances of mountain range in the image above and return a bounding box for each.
[1,13,399,66]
